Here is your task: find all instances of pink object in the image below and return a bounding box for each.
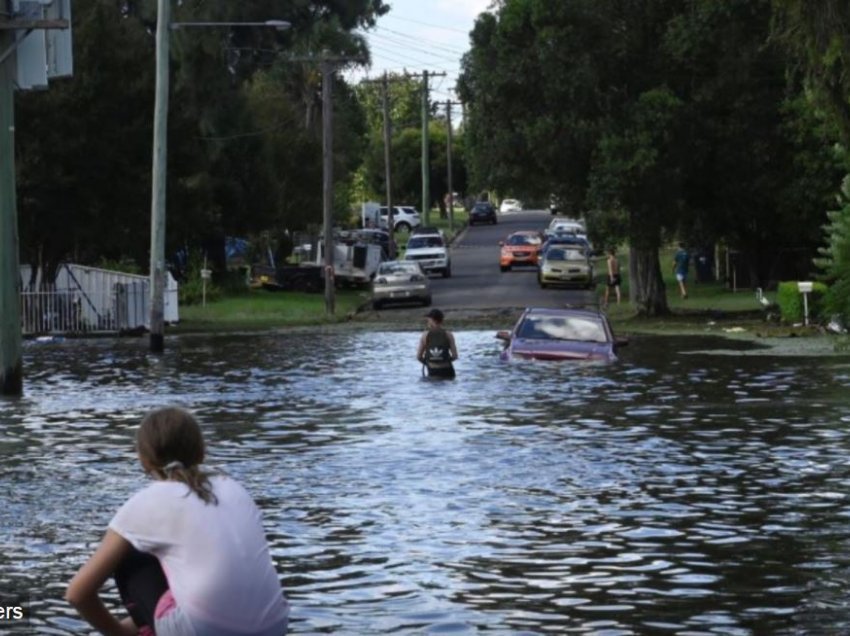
[154,589,178,620]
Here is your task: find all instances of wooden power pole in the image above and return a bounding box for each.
[0,29,21,395]
[321,57,335,316]
[446,100,454,233]
[381,72,395,257]
[149,0,170,352]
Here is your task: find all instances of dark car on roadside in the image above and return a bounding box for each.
[495,307,627,362]
[469,202,497,225]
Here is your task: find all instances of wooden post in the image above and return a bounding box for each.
[322,58,335,316]
[421,70,429,225]
[382,71,395,257]
[446,100,454,233]
[149,0,170,352]
[0,30,22,395]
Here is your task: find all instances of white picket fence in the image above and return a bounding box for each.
[20,264,179,336]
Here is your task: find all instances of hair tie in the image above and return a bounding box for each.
[163,460,185,473]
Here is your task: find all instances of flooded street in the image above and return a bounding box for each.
[2,329,850,634]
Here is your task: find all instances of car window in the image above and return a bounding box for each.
[517,315,607,342]
[506,235,531,246]
[379,263,417,275]
[407,236,444,249]
[506,234,539,246]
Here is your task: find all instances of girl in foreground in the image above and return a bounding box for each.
[66,407,289,635]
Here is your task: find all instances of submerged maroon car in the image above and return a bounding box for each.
[496,307,627,362]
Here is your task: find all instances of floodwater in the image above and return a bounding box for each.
[2,328,850,634]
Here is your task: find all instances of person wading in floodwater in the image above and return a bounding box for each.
[417,308,458,379]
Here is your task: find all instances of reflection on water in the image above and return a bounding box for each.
[2,330,850,633]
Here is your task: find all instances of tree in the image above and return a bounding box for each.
[356,74,468,213]
[772,0,850,320]
[459,0,841,314]
[15,0,389,277]
[16,0,155,282]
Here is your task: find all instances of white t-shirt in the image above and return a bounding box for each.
[109,474,289,634]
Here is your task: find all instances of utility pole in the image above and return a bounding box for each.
[0,7,70,395]
[381,71,395,257]
[421,70,429,225]
[321,56,335,316]
[287,52,362,316]
[148,16,290,347]
[406,70,445,226]
[0,29,21,395]
[445,100,454,234]
[149,0,170,353]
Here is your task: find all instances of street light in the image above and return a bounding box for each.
[171,20,291,30]
[148,0,290,352]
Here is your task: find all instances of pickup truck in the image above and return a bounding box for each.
[402,232,451,278]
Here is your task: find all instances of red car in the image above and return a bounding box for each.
[496,307,628,362]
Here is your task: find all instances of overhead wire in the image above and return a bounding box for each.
[382,14,471,35]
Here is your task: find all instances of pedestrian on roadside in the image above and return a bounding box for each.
[604,247,622,307]
[417,308,458,379]
[66,406,289,636]
[673,243,690,299]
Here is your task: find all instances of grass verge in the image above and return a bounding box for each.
[172,288,369,333]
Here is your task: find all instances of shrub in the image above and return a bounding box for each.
[178,251,221,306]
[776,281,828,323]
[815,175,850,322]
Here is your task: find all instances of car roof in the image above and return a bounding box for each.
[379,260,418,268]
[411,226,442,235]
[546,234,587,242]
[521,306,605,320]
[549,217,584,226]
[508,230,541,237]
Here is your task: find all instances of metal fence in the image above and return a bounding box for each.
[21,281,148,336]
[19,263,179,336]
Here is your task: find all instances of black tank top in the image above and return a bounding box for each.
[424,328,452,367]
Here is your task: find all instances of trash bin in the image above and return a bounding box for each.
[695,249,713,283]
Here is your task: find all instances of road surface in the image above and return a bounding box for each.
[429,209,598,311]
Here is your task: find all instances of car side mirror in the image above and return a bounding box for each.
[495,330,511,342]
[498,241,504,247]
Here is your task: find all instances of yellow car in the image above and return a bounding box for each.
[538,246,595,289]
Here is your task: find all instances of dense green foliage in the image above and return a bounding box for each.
[776,280,827,322]
[13,0,850,323]
[458,0,844,316]
[15,0,388,280]
[772,1,850,322]
[355,75,467,216]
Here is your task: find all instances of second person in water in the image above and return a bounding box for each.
[417,308,458,379]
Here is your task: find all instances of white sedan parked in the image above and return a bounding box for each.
[371,261,432,310]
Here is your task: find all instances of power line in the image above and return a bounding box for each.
[370,32,463,64]
[368,41,457,71]
[371,26,468,56]
[383,14,471,35]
